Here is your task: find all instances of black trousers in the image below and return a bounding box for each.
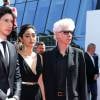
[88,82,97,100]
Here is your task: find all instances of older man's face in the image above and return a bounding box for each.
[55,31,73,45]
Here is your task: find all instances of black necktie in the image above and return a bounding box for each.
[1,41,9,67]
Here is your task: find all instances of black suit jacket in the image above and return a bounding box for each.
[84,52,99,84]
[0,41,21,100]
[93,53,99,74]
[43,46,87,100]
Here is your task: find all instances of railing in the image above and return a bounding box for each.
[36,35,85,50]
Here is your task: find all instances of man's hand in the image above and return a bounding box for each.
[94,74,99,80]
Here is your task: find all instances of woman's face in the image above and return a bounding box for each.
[0,14,13,39]
[21,28,36,48]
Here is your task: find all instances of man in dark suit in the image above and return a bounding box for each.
[43,18,88,100]
[84,43,99,100]
[0,6,21,100]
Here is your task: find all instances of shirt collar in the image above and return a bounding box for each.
[0,38,7,43]
[55,46,68,56]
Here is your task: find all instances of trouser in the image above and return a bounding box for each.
[88,82,97,100]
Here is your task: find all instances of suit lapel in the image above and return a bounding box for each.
[68,46,75,67]
[86,53,94,66]
[7,42,15,76]
[66,46,75,100]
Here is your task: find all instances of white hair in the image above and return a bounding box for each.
[53,18,75,33]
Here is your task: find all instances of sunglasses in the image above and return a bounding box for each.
[60,31,73,35]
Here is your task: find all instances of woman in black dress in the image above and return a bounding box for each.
[17,24,45,100]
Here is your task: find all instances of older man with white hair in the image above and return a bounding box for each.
[43,18,88,100]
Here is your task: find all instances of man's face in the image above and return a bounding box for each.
[55,31,73,45]
[0,14,13,39]
[91,46,96,54]
[36,44,46,54]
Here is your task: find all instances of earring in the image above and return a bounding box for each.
[15,41,24,51]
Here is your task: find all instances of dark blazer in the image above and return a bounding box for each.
[84,52,99,84]
[93,53,99,74]
[0,41,21,100]
[43,46,87,100]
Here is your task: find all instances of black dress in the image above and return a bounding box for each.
[18,53,43,100]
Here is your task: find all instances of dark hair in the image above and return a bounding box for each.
[36,41,45,46]
[18,24,36,38]
[0,6,14,19]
